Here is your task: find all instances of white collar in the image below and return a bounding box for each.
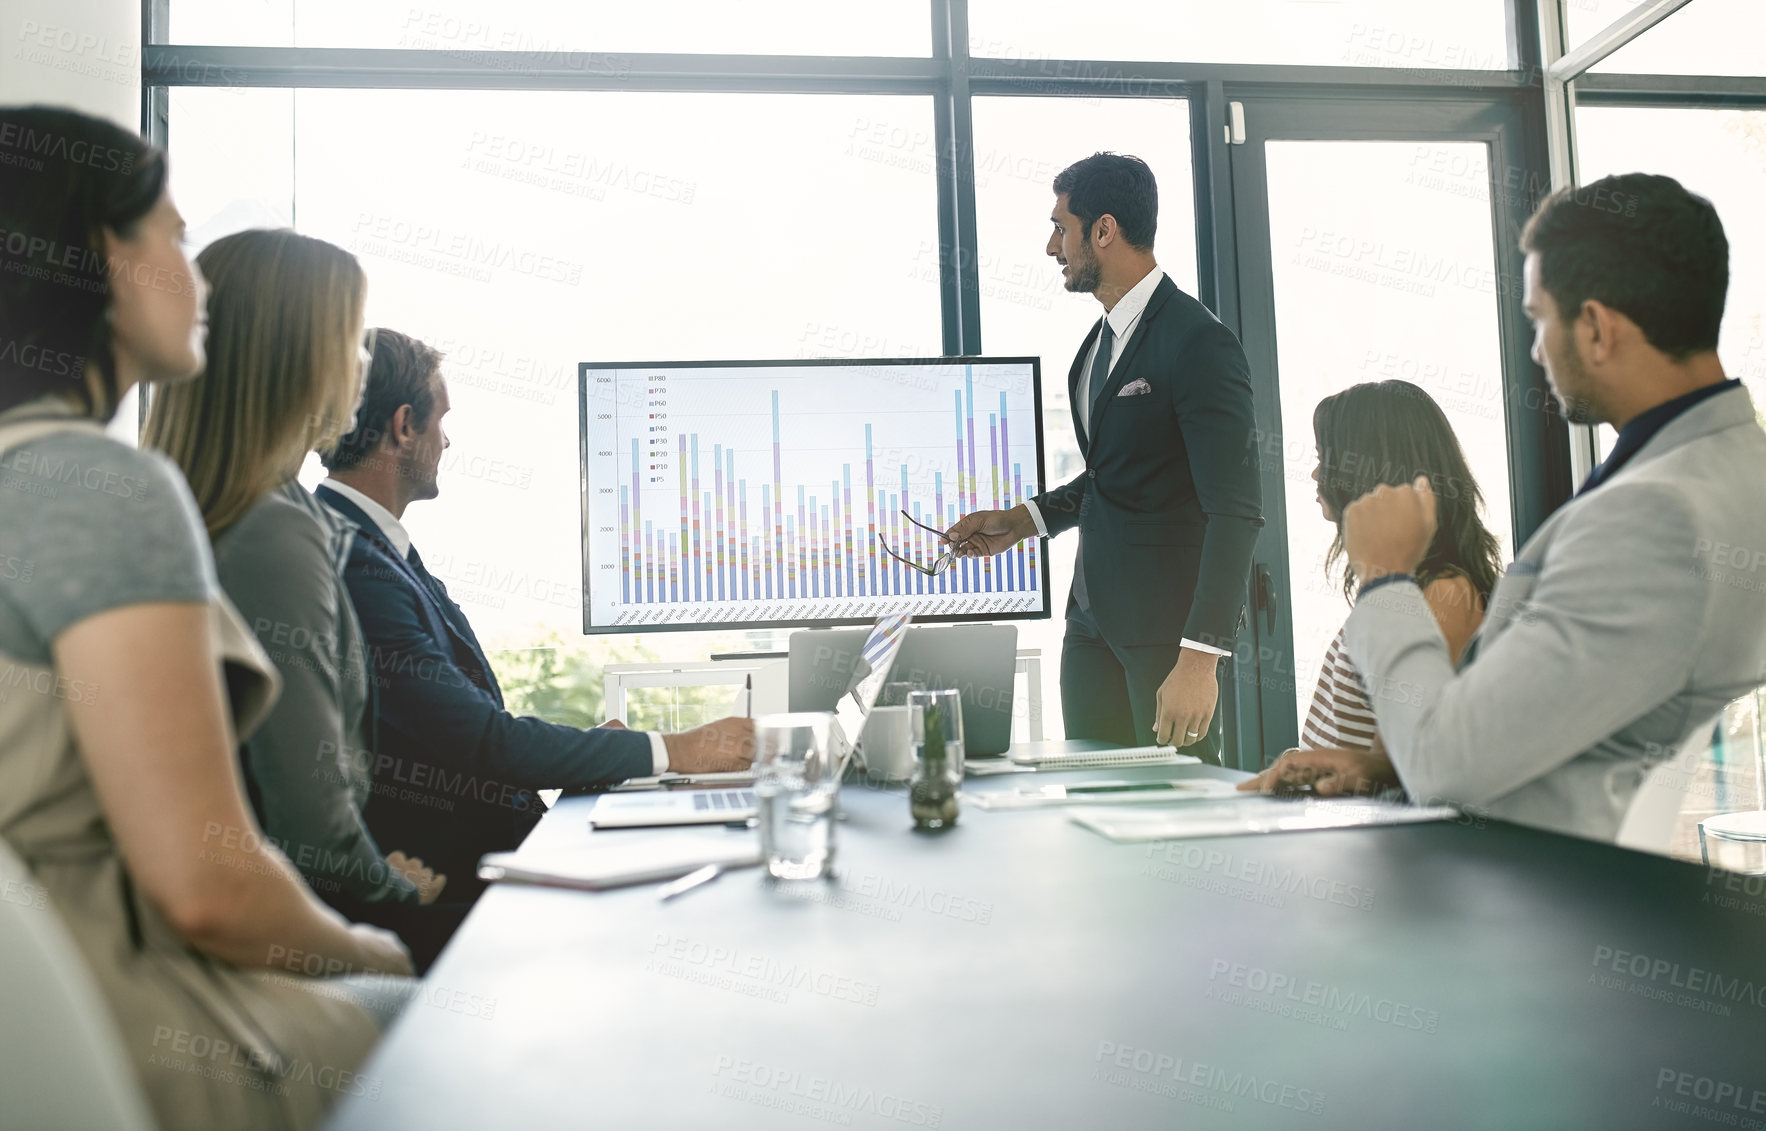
[320,477,412,558]
[1102,264,1165,339]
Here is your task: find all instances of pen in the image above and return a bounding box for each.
[744,673,752,718]
[659,864,724,901]
[1062,781,1194,795]
[660,773,756,788]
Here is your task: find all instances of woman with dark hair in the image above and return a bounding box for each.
[0,106,410,1130]
[1244,380,1503,796]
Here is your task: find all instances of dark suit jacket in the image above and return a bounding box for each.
[1031,273,1263,648]
[316,485,652,895]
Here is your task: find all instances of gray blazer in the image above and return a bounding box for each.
[1344,384,1766,841]
[214,480,419,906]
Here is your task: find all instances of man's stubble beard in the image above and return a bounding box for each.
[1559,393,1600,425]
[1065,241,1102,294]
[1548,348,1606,426]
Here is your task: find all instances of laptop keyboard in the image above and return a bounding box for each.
[691,790,757,811]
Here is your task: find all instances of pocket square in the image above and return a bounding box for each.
[1117,378,1153,397]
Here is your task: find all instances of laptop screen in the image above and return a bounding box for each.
[831,612,910,767]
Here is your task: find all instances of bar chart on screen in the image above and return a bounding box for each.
[579,358,1048,632]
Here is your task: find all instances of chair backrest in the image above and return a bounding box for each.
[1615,720,1722,856]
[0,839,155,1130]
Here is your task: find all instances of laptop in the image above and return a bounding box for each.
[788,624,1017,756]
[588,614,909,829]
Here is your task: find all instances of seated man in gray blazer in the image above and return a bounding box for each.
[1246,172,1766,842]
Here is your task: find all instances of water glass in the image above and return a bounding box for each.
[754,712,839,880]
[877,680,923,708]
[861,680,924,782]
[909,689,964,830]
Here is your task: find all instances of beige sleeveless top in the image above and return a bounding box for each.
[0,413,382,1131]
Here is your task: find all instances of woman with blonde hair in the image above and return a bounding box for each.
[145,229,447,928]
[0,105,409,1131]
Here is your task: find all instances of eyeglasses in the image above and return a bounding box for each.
[877,510,961,577]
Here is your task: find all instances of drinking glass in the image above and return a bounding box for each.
[877,680,923,708]
[754,712,838,879]
[909,689,964,829]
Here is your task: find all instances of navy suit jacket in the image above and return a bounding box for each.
[1031,274,1263,648]
[316,485,652,893]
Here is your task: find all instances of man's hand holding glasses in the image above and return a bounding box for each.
[879,504,1040,576]
[878,510,961,576]
[942,504,1038,558]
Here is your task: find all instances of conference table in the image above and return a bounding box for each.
[330,743,1766,1130]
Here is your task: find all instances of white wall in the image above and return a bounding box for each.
[0,0,139,126]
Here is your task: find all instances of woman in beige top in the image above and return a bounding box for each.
[1244,379,1503,797]
[0,106,410,1130]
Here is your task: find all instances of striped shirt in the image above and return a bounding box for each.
[1301,627,1378,751]
[1301,572,1486,753]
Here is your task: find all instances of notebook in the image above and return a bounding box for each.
[964,778,1241,810]
[1009,744,1199,770]
[1069,797,1460,842]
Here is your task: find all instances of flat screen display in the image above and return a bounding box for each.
[579,357,1048,633]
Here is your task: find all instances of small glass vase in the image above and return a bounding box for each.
[908,689,963,830]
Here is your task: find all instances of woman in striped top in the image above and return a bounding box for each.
[1252,380,1502,795]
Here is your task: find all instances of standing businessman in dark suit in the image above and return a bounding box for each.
[947,153,1262,762]
[315,330,753,909]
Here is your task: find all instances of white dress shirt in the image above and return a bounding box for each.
[1019,266,1229,658]
[321,478,670,773]
[321,477,411,557]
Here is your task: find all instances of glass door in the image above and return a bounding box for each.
[1225,96,1560,762]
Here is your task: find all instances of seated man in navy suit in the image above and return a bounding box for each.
[317,329,753,911]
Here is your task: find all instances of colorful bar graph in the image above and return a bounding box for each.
[607,364,1039,612]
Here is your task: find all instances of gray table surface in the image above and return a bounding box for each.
[329,746,1766,1130]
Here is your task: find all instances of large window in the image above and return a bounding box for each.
[1582,0,1766,77]
[169,0,932,55]
[1574,106,1766,460]
[967,0,1510,69]
[1264,140,1515,729]
[159,0,1757,762]
[169,88,943,725]
[968,95,1196,738]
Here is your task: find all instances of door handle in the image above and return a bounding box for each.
[1254,564,1276,635]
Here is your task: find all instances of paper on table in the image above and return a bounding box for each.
[1069,796,1460,841]
[478,840,762,892]
[964,779,1241,810]
[963,760,1038,777]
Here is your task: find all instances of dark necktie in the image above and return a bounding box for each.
[1074,317,1114,613]
[404,543,498,701]
[404,543,444,601]
[1085,315,1116,440]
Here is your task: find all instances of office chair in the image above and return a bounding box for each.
[0,838,155,1130]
